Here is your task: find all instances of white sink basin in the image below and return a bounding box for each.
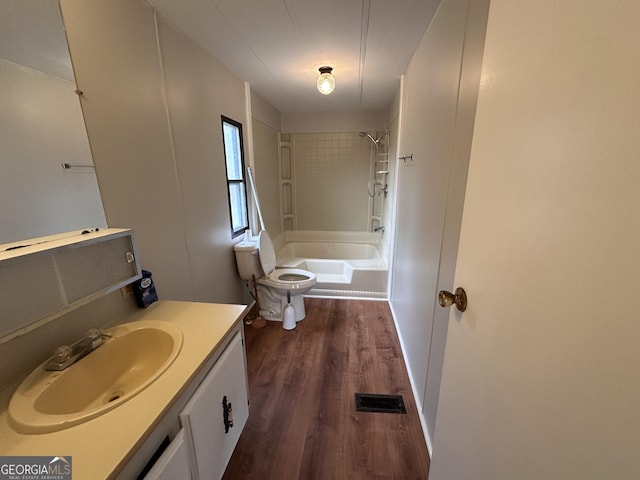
[8,320,183,434]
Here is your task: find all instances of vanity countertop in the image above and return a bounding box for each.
[0,300,248,479]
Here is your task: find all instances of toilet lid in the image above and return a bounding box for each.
[258,230,277,276]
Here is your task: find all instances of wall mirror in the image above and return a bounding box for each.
[0,0,106,246]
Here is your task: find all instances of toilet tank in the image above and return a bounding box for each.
[233,238,263,280]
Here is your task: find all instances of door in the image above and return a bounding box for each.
[180,332,249,480]
[430,1,640,479]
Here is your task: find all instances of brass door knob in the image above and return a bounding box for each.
[438,287,467,312]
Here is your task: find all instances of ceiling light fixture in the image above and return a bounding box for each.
[316,66,335,95]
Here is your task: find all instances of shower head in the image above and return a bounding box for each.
[359,132,381,145]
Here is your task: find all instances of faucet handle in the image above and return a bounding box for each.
[86,328,102,340]
[85,328,109,349]
[53,345,72,363]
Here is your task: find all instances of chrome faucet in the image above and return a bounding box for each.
[374,226,385,234]
[45,328,111,371]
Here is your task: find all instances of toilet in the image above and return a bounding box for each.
[234,230,316,322]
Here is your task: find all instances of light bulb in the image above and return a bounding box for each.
[316,66,335,95]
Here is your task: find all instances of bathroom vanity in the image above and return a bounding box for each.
[0,301,249,479]
[0,230,250,479]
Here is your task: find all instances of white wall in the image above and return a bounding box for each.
[390,0,488,449]
[158,18,248,303]
[0,59,106,243]
[252,118,281,237]
[250,90,282,237]
[60,0,249,304]
[251,91,281,132]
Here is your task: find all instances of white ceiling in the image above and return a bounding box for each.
[147,0,440,114]
[1,0,439,114]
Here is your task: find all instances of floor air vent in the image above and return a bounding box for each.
[354,393,407,414]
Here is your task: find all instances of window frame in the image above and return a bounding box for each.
[221,115,249,238]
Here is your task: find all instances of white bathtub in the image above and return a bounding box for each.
[274,231,388,298]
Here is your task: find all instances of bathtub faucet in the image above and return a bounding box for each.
[374,226,385,234]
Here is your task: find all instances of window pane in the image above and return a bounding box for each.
[223,122,243,180]
[229,182,248,233]
[222,116,248,238]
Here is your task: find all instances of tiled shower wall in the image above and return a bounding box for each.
[289,132,373,231]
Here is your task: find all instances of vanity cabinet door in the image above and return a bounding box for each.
[180,331,249,480]
[143,430,191,480]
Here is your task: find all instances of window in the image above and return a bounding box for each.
[221,116,249,238]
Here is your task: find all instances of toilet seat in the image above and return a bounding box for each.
[258,268,316,290]
[257,231,316,290]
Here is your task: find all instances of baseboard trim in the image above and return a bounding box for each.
[388,301,434,457]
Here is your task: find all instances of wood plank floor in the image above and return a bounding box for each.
[222,298,431,480]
